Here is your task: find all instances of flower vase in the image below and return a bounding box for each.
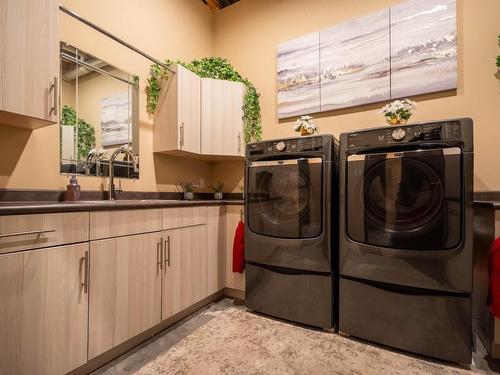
[385,115,409,126]
[300,128,312,136]
[183,192,194,200]
[214,192,223,200]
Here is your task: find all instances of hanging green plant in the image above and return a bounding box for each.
[61,105,96,160]
[145,57,262,143]
[496,35,500,79]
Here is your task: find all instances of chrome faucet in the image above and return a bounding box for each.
[108,145,138,200]
[84,149,100,176]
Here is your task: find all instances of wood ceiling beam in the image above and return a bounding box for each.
[203,0,221,10]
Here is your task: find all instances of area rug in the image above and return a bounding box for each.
[134,306,479,375]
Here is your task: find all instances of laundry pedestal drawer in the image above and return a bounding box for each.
[245,263,333,329]
[339,277,472,364]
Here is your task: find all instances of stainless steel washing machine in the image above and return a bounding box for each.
[339,118,474,364]
[244,135,338,329]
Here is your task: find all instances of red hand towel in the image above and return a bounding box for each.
[488,237,500,318]
[232,220,245,273]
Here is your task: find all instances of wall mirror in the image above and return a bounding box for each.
[59,42,140,178]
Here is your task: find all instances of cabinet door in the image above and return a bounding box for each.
[0,244,88,375]
[181,224,208,306]
[162,228,182,320]
[226,205,245,291]
[207,206,226,295]
[177,64,201,153]
[89,232,162,359]
[0,0,59,124]
[162,224,208,320]
[201,78,245,156]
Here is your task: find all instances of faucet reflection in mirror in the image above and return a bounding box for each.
[59,42,140,179]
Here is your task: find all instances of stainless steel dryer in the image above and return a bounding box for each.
[244,135,338,329]
[338,118,474,364]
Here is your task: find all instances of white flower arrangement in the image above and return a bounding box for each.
[379,98,417,125]
[294,115,318,135]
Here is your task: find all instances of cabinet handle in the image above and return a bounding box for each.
[180,122,184,148]
[157,239,163,270]
[0,228,55,238]
[164,235,170,270]
[49,76,58,117]
[81,250,89,294]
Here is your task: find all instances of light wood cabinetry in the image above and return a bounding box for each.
[0,243,89,375]
[163,206,208,229]
[207,206,226,294]
[201,78,245,157]
[162,224,208,320]
[0,211,89,254]
[226,205,245,291]
[0,0,59,129]
[90,209,162,240]
[154,64,201,154]
[0,203,243,373]
[88,232,162,359]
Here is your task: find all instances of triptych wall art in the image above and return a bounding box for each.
[276,0,457,119]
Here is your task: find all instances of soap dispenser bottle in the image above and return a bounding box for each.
[66,175,81,201]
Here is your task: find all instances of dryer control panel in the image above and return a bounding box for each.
[248,136,324,155]
[347,121,462,149]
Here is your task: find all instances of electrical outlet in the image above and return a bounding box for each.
[199,178,205,188]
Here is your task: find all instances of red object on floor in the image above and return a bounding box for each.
[232,220,245,273]
[489,237,500,318]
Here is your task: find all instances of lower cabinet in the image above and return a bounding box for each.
[88,232,162,359]
[162,224,208,320]
[0,243,89,375]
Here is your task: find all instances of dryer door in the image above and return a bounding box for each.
[247,157,323,239]
[346,147,461,250]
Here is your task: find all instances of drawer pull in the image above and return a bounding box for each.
[0,228,56,238]
[81,251,89,294]
[157,239,163,270]
[49,76,58,117]
[164,236,170,270]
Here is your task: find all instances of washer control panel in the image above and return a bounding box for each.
[248,136,324,155]
[347,121,461,149]
[391,128,406,141]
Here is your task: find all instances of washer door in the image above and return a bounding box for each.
[347,147,462,250]
[247,157,323,239]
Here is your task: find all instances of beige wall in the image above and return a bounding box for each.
[214,0,500,191]
[0,0,221,192]
[1,0,498,192]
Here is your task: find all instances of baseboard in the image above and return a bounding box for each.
[224,287,245,300]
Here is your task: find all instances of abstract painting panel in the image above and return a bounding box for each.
[277,32,320,119]
[100,91,131,147]
[320,8,390,111]
[391,0,457,98]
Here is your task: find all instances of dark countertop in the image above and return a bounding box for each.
[0,199,244,215]
[474,200,500,209]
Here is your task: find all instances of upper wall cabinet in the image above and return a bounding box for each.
[201,78,245,157]
[154,64,245,159]
[154,64,201,155]
[0,0,59,129]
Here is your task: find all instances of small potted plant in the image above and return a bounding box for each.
[209,182,225,200]
[177,181,198,200]
[380,98,417,126]
[294,115,318,136]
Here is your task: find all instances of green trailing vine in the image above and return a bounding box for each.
[497,35,500,69]
[61,105,96,160]
[146,57,262,143]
